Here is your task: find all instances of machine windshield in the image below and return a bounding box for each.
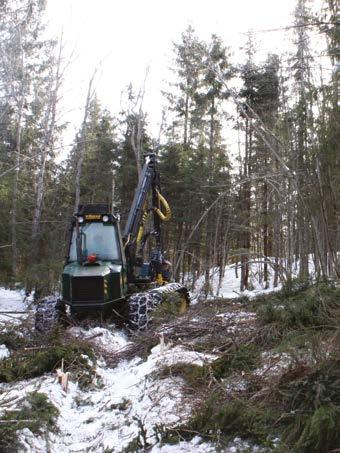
[69,223,121,262]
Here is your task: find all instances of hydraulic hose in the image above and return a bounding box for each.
[154,190,171,222]
[136,211,149,246]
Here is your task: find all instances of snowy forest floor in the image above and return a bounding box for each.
[0,277,339,452]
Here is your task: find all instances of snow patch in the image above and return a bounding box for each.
[68,326,130,353]
[193,257,316,300]
[254,351,292,378]
[151,435,215,452]
[0,344,10,359]
[216,311,256,321]
[151,435,265,452]
[194,263,281,299]
[0,287,32,325]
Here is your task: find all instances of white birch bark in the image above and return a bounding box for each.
[31,39,63,244]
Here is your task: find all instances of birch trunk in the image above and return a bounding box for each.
[31,40,63,246]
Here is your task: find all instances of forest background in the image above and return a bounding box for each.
[0,0,338,295]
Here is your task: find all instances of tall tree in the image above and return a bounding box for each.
[0,0,61,284]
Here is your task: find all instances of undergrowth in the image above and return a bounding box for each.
[156,362,210,388]
[0,331,96,389]
[0,391,59,452]
[275,354,340,452]
[162,282,340,452]
[157,343,261,391]
[256,280,340,332]
[211,343,261,379]
[0,327,28,351]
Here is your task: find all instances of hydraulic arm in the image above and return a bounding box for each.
[123,154,171,281]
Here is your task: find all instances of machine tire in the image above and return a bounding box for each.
[128,292,162,330]
[128,283,190,330]
[35,296,65,334]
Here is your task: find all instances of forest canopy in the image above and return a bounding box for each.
[0,0,338,295]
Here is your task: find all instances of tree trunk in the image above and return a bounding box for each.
[32,40,63,248]
[11,98,24,285]
[74,73,96,212]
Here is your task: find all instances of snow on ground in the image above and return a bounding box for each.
[0,323,216,452]
[254,351,293,379]
[0,287,32,325]
[216,311,256,321]
[193,263,281,300]
[193,257,316,300]
[151,436,265,452]
[68,326,130,353]
[150,436,216,452]
[0,344,10,359]
[0,259,300,453]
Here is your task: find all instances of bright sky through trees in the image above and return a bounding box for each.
[46,0,319,156]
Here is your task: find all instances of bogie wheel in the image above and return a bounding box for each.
[35,296,65,334]
[152,283,190,315]
[128,284,190,330]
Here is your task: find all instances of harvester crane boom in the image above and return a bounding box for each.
[123,153,160,247]
[122,153,171,281]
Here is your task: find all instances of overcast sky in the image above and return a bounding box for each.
[46,0,320,158]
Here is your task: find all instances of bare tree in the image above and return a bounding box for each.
[74,70,97,212]
[31,37,64,247]
[126,68,149,178]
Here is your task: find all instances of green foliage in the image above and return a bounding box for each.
[164,283,340,451]
[165,393,276,448]
[157,362,209,388]
[211,344,260,379]
[168,355,340,451]
[256,282,340,330]
[0,335,96,388]
[281,277,312,296]
[277,355,340,452]
[0,391,59,452]
[292,405,340,453]
[0,328,28,351]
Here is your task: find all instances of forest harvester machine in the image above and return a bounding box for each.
[35,153,190,332]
